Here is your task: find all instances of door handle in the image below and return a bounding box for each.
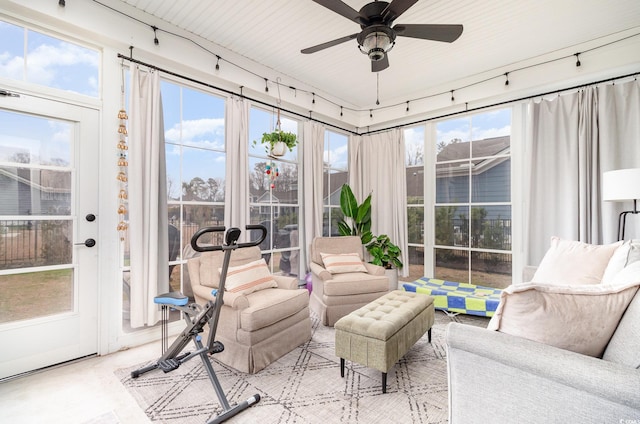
[75,238,96,248]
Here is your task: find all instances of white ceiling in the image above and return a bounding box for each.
[117,0,640,110]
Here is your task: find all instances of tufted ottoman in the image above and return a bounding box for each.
[334,290,435,393]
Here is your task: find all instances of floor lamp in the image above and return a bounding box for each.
[603,168,640,241]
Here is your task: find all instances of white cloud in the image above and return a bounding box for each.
[0,54,24,80]
[164,118,225,149]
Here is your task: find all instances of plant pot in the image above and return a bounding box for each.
[270,141,287,157]
[385,268,398,291]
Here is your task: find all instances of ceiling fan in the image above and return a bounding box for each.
[301,0,463,72]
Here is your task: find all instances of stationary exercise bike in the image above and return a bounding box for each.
[130,224,267,424]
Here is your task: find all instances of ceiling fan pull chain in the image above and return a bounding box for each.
[376,73,380,105]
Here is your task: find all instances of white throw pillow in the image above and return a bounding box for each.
[531,237,621,285]
[601,240,631,283]
[220,258,278,295]
[487,280,639,357]
[610,259,640,285]
[320,252,367,274]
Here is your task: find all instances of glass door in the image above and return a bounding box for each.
[0,92,99,379]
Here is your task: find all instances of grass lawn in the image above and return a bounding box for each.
[0,269,73,324]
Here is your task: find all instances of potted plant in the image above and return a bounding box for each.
[366,234,403,270]
[253,129,297,156]
[337,183,373,245]
[366,234,403,291]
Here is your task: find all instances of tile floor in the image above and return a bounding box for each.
[0,342,161,424]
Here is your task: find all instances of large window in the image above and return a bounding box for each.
[0,20,99,97]
[405,125,425,281]
[248,107,300,276]
[162,81,226,294]
[120,79,226,331]
[433,109,512,288]
[323,130,348,237]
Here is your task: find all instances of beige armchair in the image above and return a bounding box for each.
[187,245,311,373]
[309,236,389,326]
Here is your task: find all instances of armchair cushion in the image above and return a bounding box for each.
[531,236,621,285]
[240,288,310,332]
[323,271,389,296]
[488,280,640,357]
[320,252,367,274]
[222,258,278,295]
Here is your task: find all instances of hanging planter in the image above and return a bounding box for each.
[252,104,297,157]
[255,129,297,157]
[270,140,288,157]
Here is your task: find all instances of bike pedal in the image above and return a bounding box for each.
[158,359,180,373]
[209,341,224,354]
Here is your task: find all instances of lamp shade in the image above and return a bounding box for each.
[603,168,640,201]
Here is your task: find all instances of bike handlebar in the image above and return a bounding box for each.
[190,224,268,252]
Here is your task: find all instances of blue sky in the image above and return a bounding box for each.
[0,21,99,97]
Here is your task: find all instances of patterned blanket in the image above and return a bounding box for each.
[402,277,502,317]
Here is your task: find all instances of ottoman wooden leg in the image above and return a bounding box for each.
[340,358,345,378]
[382,372,387,393]
[428,328,432,343]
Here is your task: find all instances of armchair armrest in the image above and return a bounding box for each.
[309,262,331,281]
[273,274,298,290]
[190,285,249,309]
[445,323,640,423]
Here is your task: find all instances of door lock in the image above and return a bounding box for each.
[75,238,96,248]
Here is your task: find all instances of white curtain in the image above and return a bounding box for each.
[128,66,168,328]
[302,120,325,268]
[225,95,250,238]
[349,129,408,276]
[524,79,640,266]
[598,80,640,243]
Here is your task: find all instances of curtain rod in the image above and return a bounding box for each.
[117,53,360,135]
[363,70,640,135]
[119,53,638,137]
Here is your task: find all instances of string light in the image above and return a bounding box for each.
[152,26,159,45]
[575,53,581,67]
[340,106,343,117]
[451,90,455,102]
[406,101,410,112]
[369,109,373,118]
[215,55,220,71]
[58,0,65,6]
[264,78,269,92]
[504,72,510,86]
[312,93,315,104]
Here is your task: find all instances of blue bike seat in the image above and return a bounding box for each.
[154,292,189,306]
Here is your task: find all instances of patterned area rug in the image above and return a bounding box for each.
[117,311,488,424]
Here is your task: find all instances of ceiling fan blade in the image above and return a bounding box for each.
[301,33,358,54]
[372,55,389,72]
[312,0,365,25]
[382,0,419,23]
[394,24,463,42]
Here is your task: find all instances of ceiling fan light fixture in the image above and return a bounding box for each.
[360,31,394,61]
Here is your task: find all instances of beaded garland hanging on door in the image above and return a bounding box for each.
[116,62,129,241]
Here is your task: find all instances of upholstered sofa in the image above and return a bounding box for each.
[187,245,311,373]
[446,238,640,423]
[309,236,389,326]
